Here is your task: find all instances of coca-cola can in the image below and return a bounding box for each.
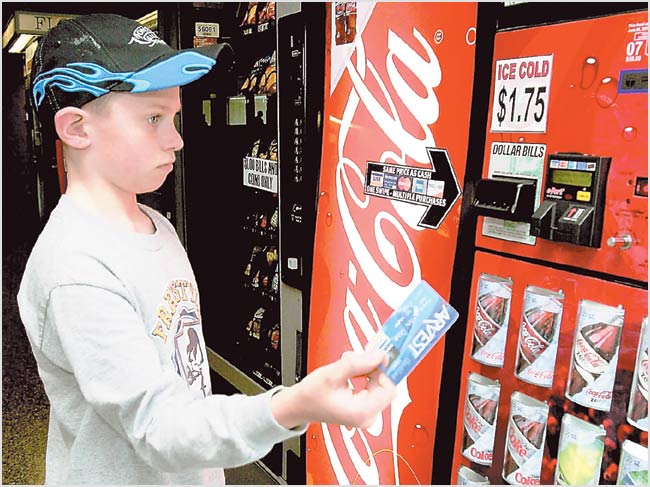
[566,300,625,412]
[616,439,648,485]
[462,372,500,466]
[627,316,648,431]
[471,274,513,367]
[514,286,564,388]
[554,413,605,486]
[458,465,490,485]
[334,1,347,45]
[502,391,549,485]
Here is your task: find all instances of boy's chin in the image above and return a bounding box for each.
[138,179,168,195]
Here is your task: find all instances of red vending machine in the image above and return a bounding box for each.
[451,8,648,485]
[305,2,478,484]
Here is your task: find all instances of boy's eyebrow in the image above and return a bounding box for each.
[147,103,182,113]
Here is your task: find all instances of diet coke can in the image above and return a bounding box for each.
[471,274,513,367]
[627,316,648,431]
[462,372,501,466]
[502,391,549,485]
[514,286,564,388]
[616,439,648,485]
[458,465,490,485]
[554,414,605,486]
[566,300,625,412]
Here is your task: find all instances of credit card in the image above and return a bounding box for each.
[366,280,459,384]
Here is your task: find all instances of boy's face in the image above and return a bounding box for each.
[85,87,184,195]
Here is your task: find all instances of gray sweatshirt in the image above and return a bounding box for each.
[17,195,303,484]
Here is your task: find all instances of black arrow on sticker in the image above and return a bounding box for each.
[419,147,461,229]
[363,148,462,230]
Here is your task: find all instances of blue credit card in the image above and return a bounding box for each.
[366,280,459,384]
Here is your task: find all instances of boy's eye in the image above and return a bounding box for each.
[148,115,161,124]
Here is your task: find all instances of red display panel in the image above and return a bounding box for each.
[451,251,648,485]
[476,11,648,283]
[306,2,478,484]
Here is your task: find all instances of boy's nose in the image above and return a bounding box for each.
[165,124,184,152]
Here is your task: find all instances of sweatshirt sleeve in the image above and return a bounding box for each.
[43,282,305,472]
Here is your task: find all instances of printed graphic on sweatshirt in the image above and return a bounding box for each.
[151,280,209,396]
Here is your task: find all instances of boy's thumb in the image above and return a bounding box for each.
[338,350,386,377]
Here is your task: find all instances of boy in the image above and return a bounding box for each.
[17,13,396,484]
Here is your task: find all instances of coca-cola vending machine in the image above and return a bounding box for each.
[451,7,648,485]
[305,2,479,484]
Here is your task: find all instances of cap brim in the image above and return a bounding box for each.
[114,42,234,94]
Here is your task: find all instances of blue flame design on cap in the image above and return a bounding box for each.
[33,51,216,108]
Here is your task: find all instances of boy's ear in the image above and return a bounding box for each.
[54,107,91,149]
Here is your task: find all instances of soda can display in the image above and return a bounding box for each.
[566,300,625,411]
[344,2,357,41]
[334,2,347,45]
[458,465,490,485]
[462,372,501,466]
[502,392,549,485]
[616,440,648,485]
[514,286,564,387]
[627,316,648,431]
[471,273,513,367]
[554,413,605,486]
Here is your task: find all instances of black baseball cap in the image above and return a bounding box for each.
[30,13,233,125]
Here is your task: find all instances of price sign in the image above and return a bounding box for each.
[195,22,219,38]
[490,54,553,133]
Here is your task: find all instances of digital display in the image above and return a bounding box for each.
[551,169,593,187]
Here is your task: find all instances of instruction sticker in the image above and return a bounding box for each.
[363,148,461,229]
[243,156,278,193]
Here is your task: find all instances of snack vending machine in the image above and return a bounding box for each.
[304,2,478,484]
[452,9,648,485]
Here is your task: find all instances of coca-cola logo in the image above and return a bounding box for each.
[478,350,504,361]
[515,472,541,485]
[525,368,554,380]
[575,337,608,372]
[476,314,498,335]
[586,389,612,400]
[520,320,547,356]
[474,306,499,344]
[321,8,446,485]
[311,3,477,483]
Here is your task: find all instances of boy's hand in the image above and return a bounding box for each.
[271,350,396,430]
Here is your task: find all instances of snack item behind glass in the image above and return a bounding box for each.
[616,440,648,485]
[554,413,605,486]
[502,391,549,485]
[461,372,500,466]
[366,280,458,384]
[471,273,513,367]
[627,316,648,431]
[457,465,490,485]
[566,300,625,412]
[514,286,564,388]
